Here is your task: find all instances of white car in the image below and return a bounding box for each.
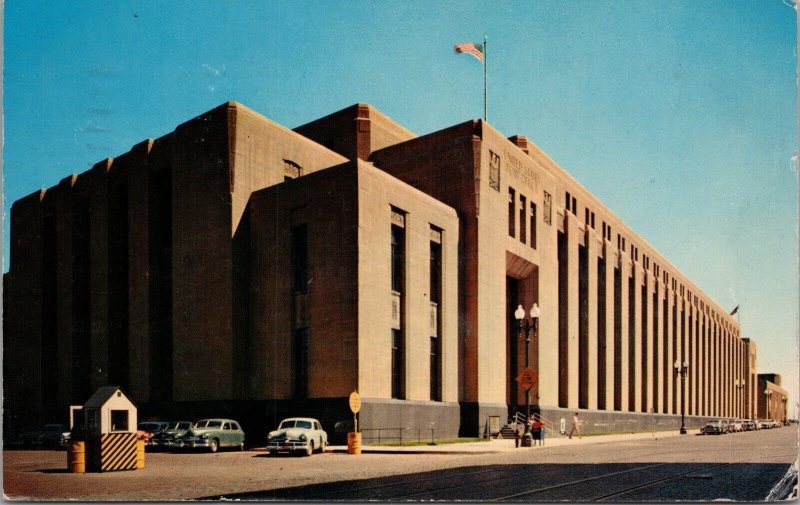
[267,417,327,456]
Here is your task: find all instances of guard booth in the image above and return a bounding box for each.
[78,386,139,472]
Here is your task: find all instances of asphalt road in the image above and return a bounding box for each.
[3,426,797,501]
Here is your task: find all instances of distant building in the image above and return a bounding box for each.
[756,374,788,422]
[4,101,759,441]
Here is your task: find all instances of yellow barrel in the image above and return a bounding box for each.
[68,441,86,473]
[347,432,362,455]
[136,440,145,469]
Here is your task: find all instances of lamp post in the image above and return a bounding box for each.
[781,396,787,425]
[735,379,746,419]
[764,389,773,419]
[674,360,689,434]
[514,303,539,448]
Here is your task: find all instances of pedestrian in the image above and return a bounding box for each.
[568,412,581,439]
[514,425,521,448]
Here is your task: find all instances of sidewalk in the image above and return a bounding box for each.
[328,429,701,454]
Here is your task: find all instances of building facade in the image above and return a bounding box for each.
[757,374,788,422]
[4,101,760,442]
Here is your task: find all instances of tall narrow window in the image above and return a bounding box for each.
[530,202,537,249]
[291,224,310,398]
[519,194,527,244]
[430,227,443,401]
[391,210,406,399]
[292,224,308,294]
[565,191,571,212]
[293,328,308,397]
[508,188,516,237]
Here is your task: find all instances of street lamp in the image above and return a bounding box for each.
[674,360,689,434]
[782,396,787,425]
[515,302,539,448]
[735,379,746,418]
[764,389,773,419]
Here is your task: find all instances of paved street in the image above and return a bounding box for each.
[3,426,797,501]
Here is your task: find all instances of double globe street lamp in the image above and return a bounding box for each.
[514,302,540,448]
[673,360,689,434]
[764,389,773,419]
[735,379,746,419]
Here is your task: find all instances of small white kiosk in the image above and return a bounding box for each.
[78,386,140,472]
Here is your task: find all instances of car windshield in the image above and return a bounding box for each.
[177,422,192,429]
[278,420,296,429]
[297,421,312,429]
[196,420,222,428]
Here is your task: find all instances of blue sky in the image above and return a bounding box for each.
[4,1,798,415]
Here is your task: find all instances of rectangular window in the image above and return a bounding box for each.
[391,211,406,400]
[566,191,571,212]
[530,203,537,249]
[591,212,596,229]
[508,188,516,237]
[110,410,129,432]
[294,328,308,397]
[572,196,577,214]
[585,208,590,225]
[519,194,527,244]
[430,227,442,401]
[291,224,308,294]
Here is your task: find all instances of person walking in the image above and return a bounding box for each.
[568,412,581,439]
[514,425,521,448]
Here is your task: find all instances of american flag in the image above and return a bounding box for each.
[454,42,484,63]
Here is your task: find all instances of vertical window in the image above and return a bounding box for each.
[565,191,571,212]
[572,196,577,214]
[585,208,590,225]
[291,225,308,294]
[591,212,596,229]
[519,194,527,244]
[294,328,308,397]
[430,227,442,401]
[391,209,406,399]
[530,202,537,249]
[508,188,516,237]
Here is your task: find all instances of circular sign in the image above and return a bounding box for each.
[349,391,361,414]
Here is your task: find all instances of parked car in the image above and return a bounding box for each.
[729,420,743,432]
[9,424,71,448]
[137,421,171,446]
[701,420,727,435]
[151,421,193,449]
[742,420,757,431]
[178,419,245,452]
[267,417,328,456]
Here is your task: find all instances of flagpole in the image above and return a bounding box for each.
[483,35,488,122]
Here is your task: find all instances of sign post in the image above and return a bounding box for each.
[348,391,362,455]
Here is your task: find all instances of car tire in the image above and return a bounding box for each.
[269,449,278,457]
[209,439,219,453]
[239,442,244,451]
[305,442,314,457]
[317,438,324,453]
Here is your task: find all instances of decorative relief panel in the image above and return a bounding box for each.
[489,150,501,191]
[543,191,552,225]
[429,302,438,337]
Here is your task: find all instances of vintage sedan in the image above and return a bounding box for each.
[701,420,727,435]
[267,417,327,456]
[151,421,193,449]
[178,419,245,452]
[137,421,171,446]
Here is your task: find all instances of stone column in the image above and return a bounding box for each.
[619,256,631,412]
[644,268,654,413]
[603,244,616,411]
[666,285,674,415]
[655,279,664,413]
[565,213,580,409]
[586,229,599,410]
[89,159,113,390]
[632,261,642,413]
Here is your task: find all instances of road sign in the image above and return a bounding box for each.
[516,368,538,391]
[349,391,361,414]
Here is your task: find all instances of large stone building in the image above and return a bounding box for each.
[3,101,761,442]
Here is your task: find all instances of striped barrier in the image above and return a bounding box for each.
[88,433,138,472]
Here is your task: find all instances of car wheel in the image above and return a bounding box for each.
[239,442,244,451]
[209,439,219,453]
[269,449,278,457]
[317,438,324,453]
[305,441,314,457]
